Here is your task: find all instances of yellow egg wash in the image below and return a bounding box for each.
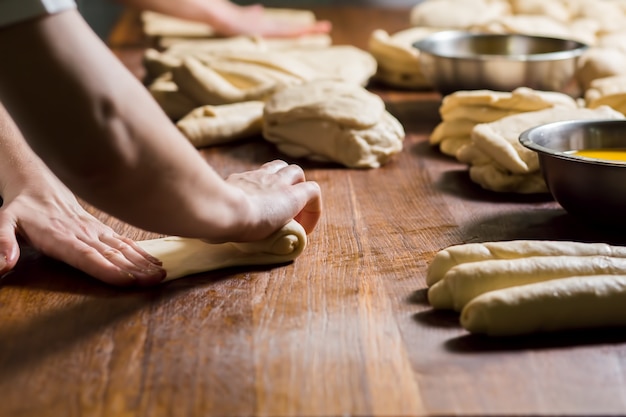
[572,149,626,162]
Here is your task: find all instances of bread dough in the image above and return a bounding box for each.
[427,240,626,286]
[263,79,404,168]
[470,105,625,175]
[176,101,265,147]
[468,163,548,194]
[409,0,511,29]
[585,74,626,115]
[428,255,626,311]
[141,8,319,38]
[368,27,435,89]
[137,220,307,281]
[576,47,626,92]
[461,275,626,336]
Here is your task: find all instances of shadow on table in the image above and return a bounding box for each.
[412,307,626,351]
[0,246,282,382]
[444,327,626,352]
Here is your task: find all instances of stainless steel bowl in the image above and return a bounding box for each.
[413,31,588,96]
[520,119,626,224]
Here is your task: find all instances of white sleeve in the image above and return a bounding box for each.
[0,0,77,27]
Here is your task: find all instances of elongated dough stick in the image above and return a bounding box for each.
[427,240,626,286]
[137,220,307,281]
[461,275,626,336]
[428,255,626,311]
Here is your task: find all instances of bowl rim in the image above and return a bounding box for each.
[413,30,589,62]
[519,119,626,167]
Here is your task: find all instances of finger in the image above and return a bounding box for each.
[99,234,162,267]
[276,164,306,184]
[259,160,288,173]
[0,213,21,275]
[292,181,323,235]
[66,243,166,286]
[39,231,165,286]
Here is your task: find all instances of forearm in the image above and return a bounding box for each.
[0,11,250,240]
[0,102,46,196]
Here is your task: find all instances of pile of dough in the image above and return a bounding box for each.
[137,220,307,281]
[176,101,265,147]
[262,79,405,169]
[144,45,377,119]
[458,105,625,193]
[367,27,437,89]
[430,87,578,158]
[426,239,626,336]
[585,74,626,115]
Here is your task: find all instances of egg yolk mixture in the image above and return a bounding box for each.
[571,149,626,162]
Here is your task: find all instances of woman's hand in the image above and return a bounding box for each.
[223,160,322,242]
[0,168,166,287]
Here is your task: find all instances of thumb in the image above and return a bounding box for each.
[0,212,21,276]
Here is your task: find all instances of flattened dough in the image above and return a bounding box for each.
[137,220,307,281]
[176,101,265,147]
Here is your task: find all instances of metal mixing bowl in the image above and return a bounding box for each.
[413,31,588,95]
[520,119,626,224]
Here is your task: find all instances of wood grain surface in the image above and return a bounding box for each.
[2,6,626,417]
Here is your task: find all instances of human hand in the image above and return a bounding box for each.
[212,2,332,38]
[224,160,322,242]
[0,170,166,286]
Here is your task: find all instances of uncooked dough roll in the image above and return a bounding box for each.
[428,255,626,311]
[461,275,626,336]
[427,240,626,286]
[137,220,307,281]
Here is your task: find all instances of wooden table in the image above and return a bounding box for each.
[3,6,626,417]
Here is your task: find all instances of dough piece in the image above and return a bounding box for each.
[287,45,378,87]
[427,240,626,286]
[368,27,435,89]
[148,75,198,120]
[263,80,404,168]
[176,101,265,147]
[439,137,471,158]
[576,47,626,92]
[470,105,625,174]
[461,275,626,336]
[472,14,575,40]
[141,10,215,38]
[159,33,332,52]
[137,220,307,281]
[143,48,183,80]
[585,74,626,115]
[508,0,574,22]
[141,8,318,38]
[428,255,626,311]
[468,163,548,194]
[429,120,476,145]
[409,0,511,29]
[172,56,278,105]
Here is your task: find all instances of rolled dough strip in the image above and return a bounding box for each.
[427,240,626,286]
[461,275,626,336]
[428,255,626,311]
[137,220,307,281]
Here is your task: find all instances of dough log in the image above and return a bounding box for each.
[137,220,307,281]
[461,275,626,336]
[428,255,626,311]
[427,240,626,286]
